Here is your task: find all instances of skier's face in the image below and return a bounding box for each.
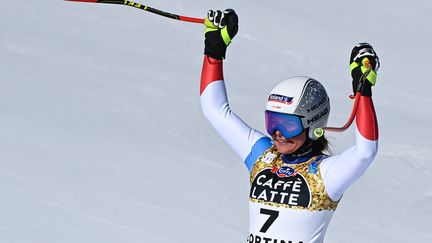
[272,130,307,155]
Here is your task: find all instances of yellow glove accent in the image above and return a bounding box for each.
[204,17,232,46]
[221,27,231,46]
[350,58,377,86]
[204,17,218,34]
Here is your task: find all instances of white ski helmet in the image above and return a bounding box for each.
[265,76,330,140]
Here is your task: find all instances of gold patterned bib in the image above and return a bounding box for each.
[249,145,338,211]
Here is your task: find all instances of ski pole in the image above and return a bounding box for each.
[324,66,373,132]
[65,0,205,24]
[324,92,360,132]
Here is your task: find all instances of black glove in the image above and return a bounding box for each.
[204,9,239,60]
[350,43,380,96]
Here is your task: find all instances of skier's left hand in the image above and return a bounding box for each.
[350,43,380,97]
[204,9,239,60]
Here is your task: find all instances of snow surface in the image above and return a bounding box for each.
[1,0,432,242]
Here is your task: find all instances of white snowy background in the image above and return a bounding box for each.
[1,0,431,242]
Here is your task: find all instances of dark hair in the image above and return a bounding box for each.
[311,136,331,155]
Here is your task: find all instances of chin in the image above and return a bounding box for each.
[275,144,297,155]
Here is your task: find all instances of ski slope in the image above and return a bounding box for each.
[1,0,431,242]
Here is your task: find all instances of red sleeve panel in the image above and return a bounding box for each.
[356,96,379,141]
[200,55,224,95]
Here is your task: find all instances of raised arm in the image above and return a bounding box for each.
[200,10,271,169]
[321,43,380,201]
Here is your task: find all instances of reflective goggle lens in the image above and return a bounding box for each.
[265,111,304,138]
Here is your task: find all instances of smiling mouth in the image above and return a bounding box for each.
[274,137,294,145]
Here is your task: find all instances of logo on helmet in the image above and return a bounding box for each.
[268,94,294,105]
[306,97,328,113]
[306,107,329,125]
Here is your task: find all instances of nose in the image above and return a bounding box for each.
[275,130,283,138]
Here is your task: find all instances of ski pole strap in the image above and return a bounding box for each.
[350,62,377,85]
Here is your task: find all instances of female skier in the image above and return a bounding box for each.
[200,10,379,243]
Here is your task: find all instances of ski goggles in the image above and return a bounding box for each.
[265,110,304,138]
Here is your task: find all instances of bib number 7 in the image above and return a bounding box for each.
[259,208,279,233]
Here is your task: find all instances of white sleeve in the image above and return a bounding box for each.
[320,129,378,201]
[200,80,266,161]
[320,95,379,201]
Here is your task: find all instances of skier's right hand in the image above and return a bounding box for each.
[204,9,239,60]
[350,43,380,97]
